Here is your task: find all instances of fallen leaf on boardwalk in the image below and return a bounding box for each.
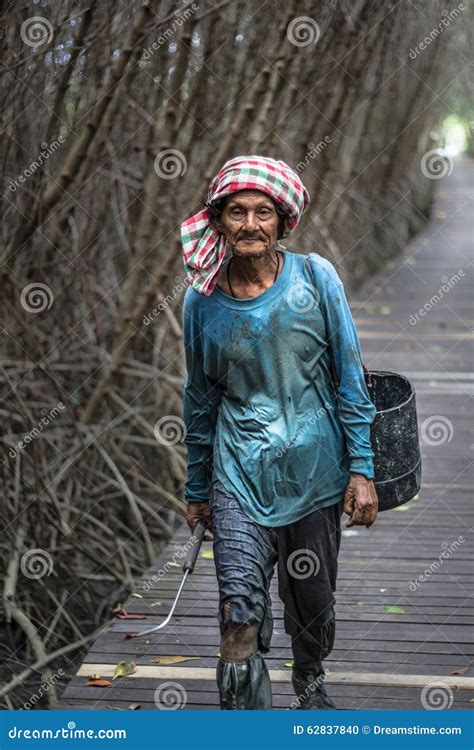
[123,632,139,640]
[284,660,294,668]
[128,704,141,710]
[130,593,143,599]
[356,601,365,606]
[150,656,200,665]
[200,550,214,559]
[452,666,469,675]
[115,613,147,620]
[85,679,112,687]
[174,617,185,623]
[383,605,405,615]
[113,660,137,679]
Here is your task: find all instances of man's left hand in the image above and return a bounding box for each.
[343,473,378,528]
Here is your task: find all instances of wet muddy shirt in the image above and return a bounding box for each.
[182,250,376,527]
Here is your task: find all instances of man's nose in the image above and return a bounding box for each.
[242,211,258,230]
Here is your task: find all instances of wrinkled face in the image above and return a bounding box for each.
[217,189,280,256]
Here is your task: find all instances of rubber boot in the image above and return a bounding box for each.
[216,650,272,709]
[291,619,337,710]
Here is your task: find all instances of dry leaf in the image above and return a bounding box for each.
[115,613,147,620]
[123,632,139,640]
[113,660,137,679]
[85,679,112,687]
[200,550,214,559]
[383,605,405,614]
[130,593,143,599]
[452,666,469,675]
[150,655,199,665]
[128,703,141,710]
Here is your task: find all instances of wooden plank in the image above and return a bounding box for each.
[76,664,474,689]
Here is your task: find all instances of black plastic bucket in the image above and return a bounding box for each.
[364,371,422,511]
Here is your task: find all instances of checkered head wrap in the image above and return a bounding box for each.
[180,155,310,295]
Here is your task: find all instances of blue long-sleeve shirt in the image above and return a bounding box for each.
[182,250,376,527]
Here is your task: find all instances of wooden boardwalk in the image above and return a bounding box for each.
[58,158,473,710]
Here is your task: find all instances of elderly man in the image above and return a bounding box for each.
[180,156,378,710]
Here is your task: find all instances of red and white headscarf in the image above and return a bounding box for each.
[180,155,310,295]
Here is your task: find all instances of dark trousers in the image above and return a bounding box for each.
[209,471,344,674]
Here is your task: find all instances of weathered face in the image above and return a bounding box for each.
[217,189,280,256]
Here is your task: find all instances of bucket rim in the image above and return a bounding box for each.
[364,369,416,415]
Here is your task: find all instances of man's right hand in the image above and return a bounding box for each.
[186,501,213,541]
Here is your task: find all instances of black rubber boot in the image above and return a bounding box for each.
[291,669,336,710]
[216,650,272,709]
[290,619,337,710]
